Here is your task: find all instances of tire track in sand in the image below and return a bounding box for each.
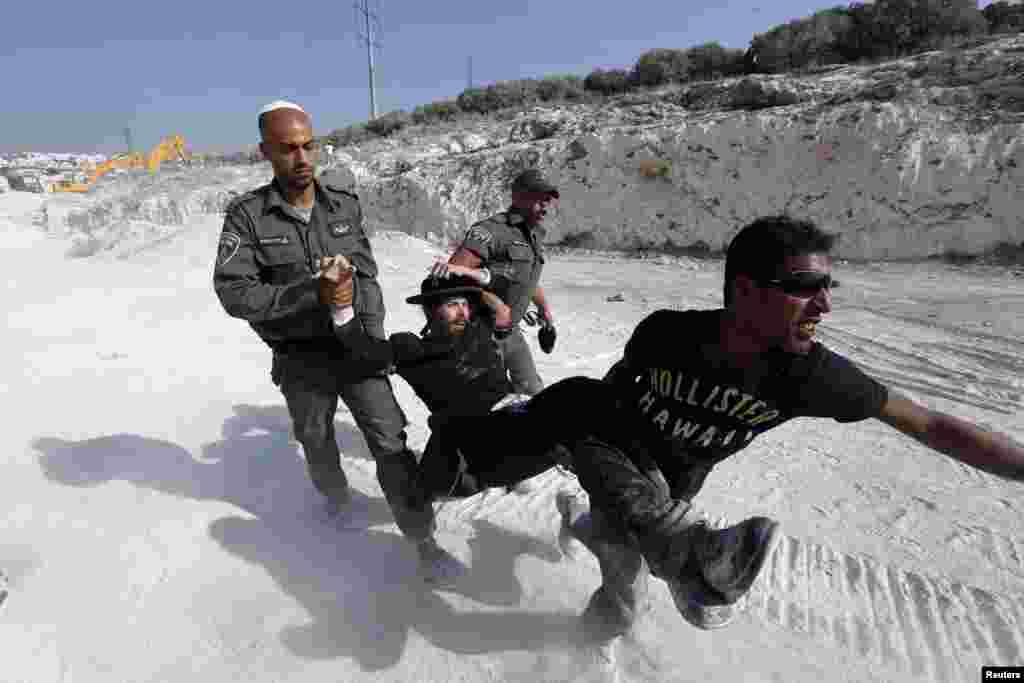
[749,532,1024,682]
[433,477,1024,682]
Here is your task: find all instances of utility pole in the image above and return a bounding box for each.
[124,127,134,154]
[355,0,382,120]
[467,56,473,90]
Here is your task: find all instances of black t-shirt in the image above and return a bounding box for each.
[608,309,888,472]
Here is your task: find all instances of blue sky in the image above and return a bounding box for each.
[0,0,997,154]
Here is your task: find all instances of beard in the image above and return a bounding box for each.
[426,317,467,339]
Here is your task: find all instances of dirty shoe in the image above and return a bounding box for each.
[667,516,780,630]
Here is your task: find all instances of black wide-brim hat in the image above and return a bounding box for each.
[405,275,484,305]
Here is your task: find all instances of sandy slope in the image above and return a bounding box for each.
[1,191,1022,682]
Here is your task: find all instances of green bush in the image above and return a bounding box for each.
[327,124,375,146]
[633,48,691,86]
[412,99,462,124]
[455,87,494,114]
[749,1,986,72]
[868,0,987,57]
[584,68,633,95]
[457,80,542,114]
[751,7,855,73]
[365,110,413,137]
[536,74,585,101]
[686,42,747,81]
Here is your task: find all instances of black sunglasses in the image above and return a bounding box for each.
[756,271,840,298]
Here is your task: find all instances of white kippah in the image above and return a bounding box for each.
[258,100,306,117]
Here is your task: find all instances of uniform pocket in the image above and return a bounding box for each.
[507,242,534,262]
[323,223,379,278]
[259,238,307,285]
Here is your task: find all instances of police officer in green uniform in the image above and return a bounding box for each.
[434,169,559,396]
[212,101,435,555]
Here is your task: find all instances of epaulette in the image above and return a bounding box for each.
[225,187,264,214]
[506,211,526,226]
[472,212,507,229]
[319,171,359,199]
[325,184,359,201]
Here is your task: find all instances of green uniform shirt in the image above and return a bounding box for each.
[458,207,546,325]
[212,176,386,349]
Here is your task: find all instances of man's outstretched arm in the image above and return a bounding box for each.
[878,390,1024,481]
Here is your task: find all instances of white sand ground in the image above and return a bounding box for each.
[1,189,1022,682]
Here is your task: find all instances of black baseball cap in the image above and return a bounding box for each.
[406,275,483,305]
[510,169,559,197]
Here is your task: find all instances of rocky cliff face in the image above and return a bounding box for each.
[54,34,1023,261]
[332,33,1024,261]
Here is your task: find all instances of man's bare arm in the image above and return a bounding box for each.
[448,247,483,269]
[878,390,1024,481]
[531,285,553,324]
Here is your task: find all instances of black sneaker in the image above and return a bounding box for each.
[697,516,780,602]
[666,516,779,629]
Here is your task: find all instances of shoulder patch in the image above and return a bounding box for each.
[464,226,495,245]
[217,231,242,267]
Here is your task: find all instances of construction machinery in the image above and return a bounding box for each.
[146,134,189,173]
[50,135,190,193]
[3,170,48,193]
[50,152,143,192]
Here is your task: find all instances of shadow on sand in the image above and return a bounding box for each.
[33,404,579,671]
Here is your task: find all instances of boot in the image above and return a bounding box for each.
[664,516,780,630]
[558,491,650,642]
[307,464,351,509]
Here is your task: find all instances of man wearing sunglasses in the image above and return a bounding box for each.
[558,215,1024,655]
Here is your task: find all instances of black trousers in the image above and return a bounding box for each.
[496,327,544,396]
[420,376,612,497]
[275,351,434,541]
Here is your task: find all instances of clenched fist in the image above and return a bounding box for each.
[318,254,355,307]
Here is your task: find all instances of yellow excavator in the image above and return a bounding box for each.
[145,134,188,173]
[51,135,190,193]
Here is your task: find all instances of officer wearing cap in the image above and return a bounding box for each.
[432,168,559,396]
[212,101,432,547]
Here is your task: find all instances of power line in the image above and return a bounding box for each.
[354,0,383,120]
